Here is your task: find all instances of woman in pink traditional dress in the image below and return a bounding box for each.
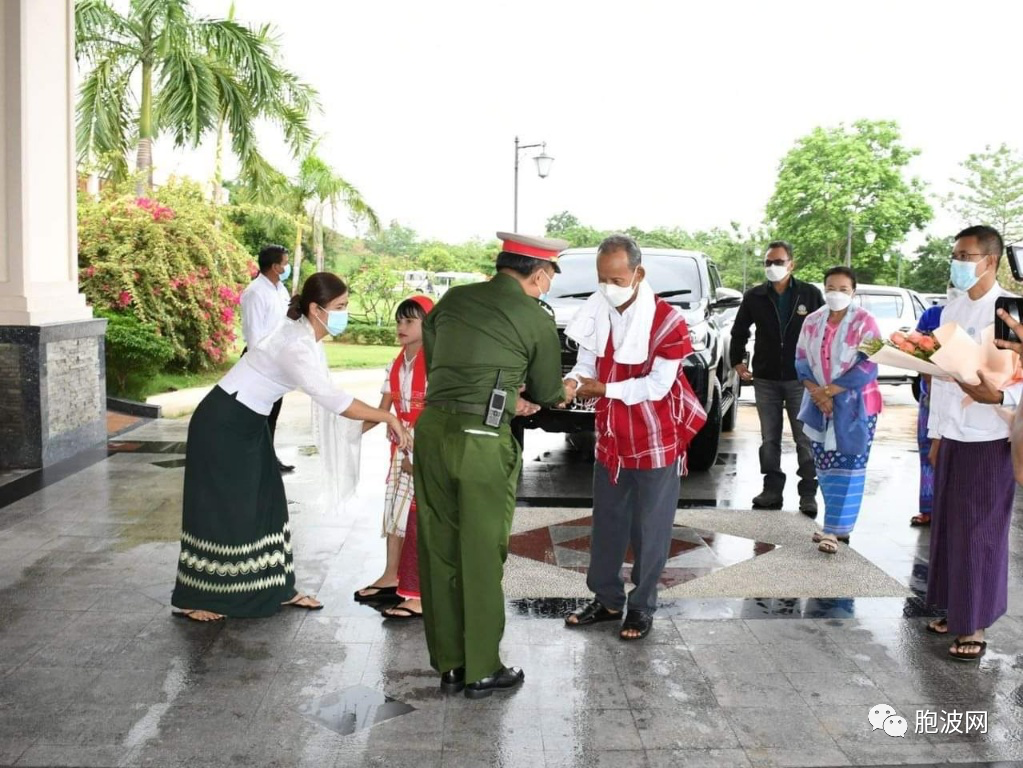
[795,267,882,554]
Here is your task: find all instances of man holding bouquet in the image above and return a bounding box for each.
[926,225,1022,661]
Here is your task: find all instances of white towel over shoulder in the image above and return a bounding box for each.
[564,281,656,364]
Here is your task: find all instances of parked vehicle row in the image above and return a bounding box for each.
[515,245,942,467]
[515,248,741,471]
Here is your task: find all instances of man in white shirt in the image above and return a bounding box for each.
[240,244,293,473]
[926,225,1022,662]
[562,235,705,642]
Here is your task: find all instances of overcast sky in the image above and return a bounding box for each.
[153,0,1023,246]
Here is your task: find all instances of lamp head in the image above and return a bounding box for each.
[534,144,554,178]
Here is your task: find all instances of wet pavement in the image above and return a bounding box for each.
[2,377,1023,767]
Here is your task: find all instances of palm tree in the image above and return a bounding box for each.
[75,0,317,196]
[234,141,380,294]
[285,143,381,292]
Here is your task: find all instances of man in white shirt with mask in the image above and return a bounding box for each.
[562,235,706,642]
[240,244,293,473]
[926,225,1022,662]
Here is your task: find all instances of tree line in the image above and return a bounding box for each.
[74,1,1023,333]
[546,123,1023,294]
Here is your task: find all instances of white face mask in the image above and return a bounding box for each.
[825,291,853,311]
[765,264,789,282]
[598,272,638,308]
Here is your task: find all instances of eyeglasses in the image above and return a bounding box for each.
[951,251,989,262]
[764,259,789,267]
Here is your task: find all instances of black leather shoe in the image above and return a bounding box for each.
[752,491,782,510]
[277,461,295,474]
[440,667,465,694]
[464,666,524,699]
[799,496,818,518]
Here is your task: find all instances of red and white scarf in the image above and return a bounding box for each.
[594,299,707,482]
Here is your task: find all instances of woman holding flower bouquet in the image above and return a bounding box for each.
[795,267,882,554]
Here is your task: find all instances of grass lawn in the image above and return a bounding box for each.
[139,355,240,399]
[323,343,400,369]
[139,344,398,398]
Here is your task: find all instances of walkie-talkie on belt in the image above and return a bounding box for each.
[484,370,507,428]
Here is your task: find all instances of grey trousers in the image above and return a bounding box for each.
[752,378,817,497]
[587,461,680,615]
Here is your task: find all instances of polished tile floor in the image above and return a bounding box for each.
[2,382,1023,767]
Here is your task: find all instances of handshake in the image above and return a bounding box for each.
[514,376,606,417]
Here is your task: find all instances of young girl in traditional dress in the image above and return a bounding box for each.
[171,273,410,622]
[354,296,433,619]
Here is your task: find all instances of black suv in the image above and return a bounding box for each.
[515,247,742,471]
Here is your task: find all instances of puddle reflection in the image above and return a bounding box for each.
[298,684,415,736]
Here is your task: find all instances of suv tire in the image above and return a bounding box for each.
[687,380,721,472]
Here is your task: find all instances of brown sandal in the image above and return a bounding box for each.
[282,594,324,610]
[949,639,986,661]
[173,609,225,622]
[926,618,948,634]
[818,535,839,554]
[812,531,850,544]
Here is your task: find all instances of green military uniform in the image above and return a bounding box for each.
[414,270,565,685]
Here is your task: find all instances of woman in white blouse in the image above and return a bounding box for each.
[171,273,411,622]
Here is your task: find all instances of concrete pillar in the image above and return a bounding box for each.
[0,0,107,469]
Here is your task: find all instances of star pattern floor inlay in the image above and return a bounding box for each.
[508,515,779,589]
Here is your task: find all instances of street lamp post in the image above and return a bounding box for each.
[845,222,876,267]
[513,136,554,232]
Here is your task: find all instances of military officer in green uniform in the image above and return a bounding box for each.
[414,232,567,699]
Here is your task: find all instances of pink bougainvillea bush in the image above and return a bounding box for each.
[78,179,256,371]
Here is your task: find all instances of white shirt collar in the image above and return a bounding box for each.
[967,281,1002,303]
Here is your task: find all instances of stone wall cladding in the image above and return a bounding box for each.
[0,319,106,469]
[0,343,29,451]
[45,337,102,438]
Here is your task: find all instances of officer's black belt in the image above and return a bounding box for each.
[427,400,510,423]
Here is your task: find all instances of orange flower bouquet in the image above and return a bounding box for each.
[861,322,1018,387]
[860,330,940,362]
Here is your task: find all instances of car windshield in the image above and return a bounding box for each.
[550,252,704,302]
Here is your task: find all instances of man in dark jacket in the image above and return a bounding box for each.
[730,241,824,515]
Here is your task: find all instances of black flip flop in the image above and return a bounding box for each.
[910,515,931,528]
[925,618,948,635]
[949,639,987,662]
[620,610,653,641]
[382,606,423,621]
[354,585,400,604]
[564,599,622,628]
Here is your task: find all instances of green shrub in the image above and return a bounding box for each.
[99,310,175,400]
[340,321,397,346]
[78,179,252,371]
